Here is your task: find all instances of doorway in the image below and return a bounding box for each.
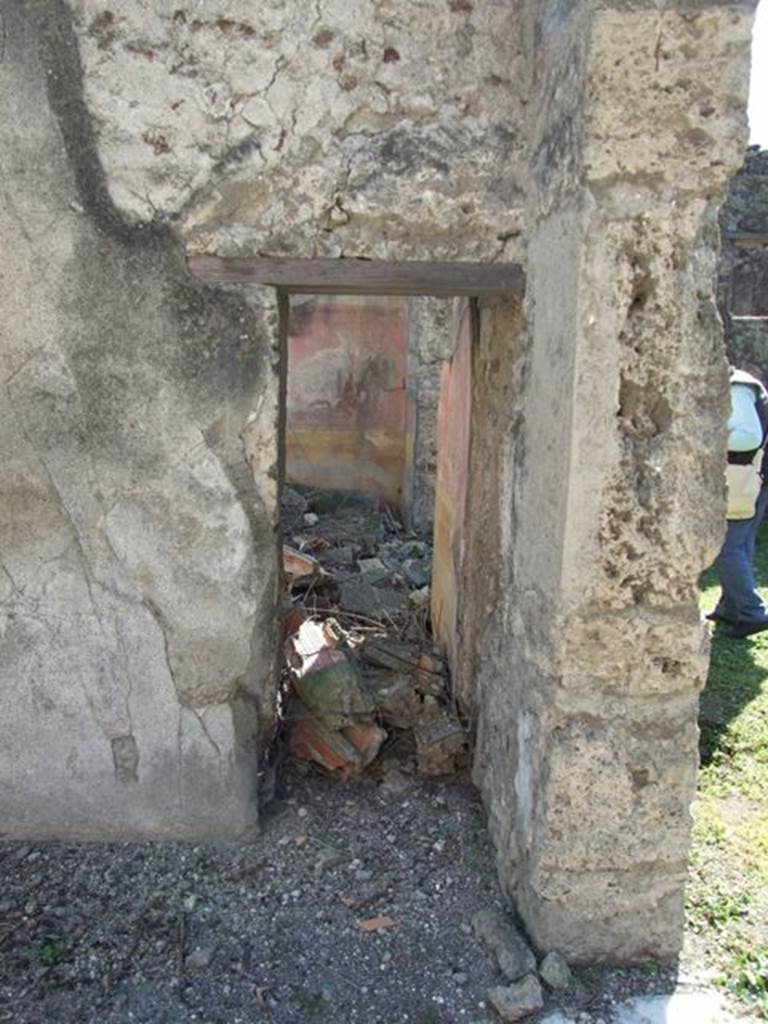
[187,254,524,779]
[278,291,474,778]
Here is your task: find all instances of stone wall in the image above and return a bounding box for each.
[0,3,281,838]
[0,0,758,962]
[471,1,755,960]
[403,298,456,533]
[718,147,768,375]
[69,0,527,262]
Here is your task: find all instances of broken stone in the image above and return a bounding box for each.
[414,653,446,696]
[341,722,387,766]
[293,655,374,731]
[399,539,428,559]
[365,672,422,729]
[280,486,309,522]
[317,545,357,567]
[314,846,346,874]
[289,618,340,662]
[339,579,402,619]
[418,694,442,723]
[487,976,544,1022]
[408,585,430,608]
[304,512,319,526]
[402,558,430,588]
[379,768,413,797]
[414,713,466,775]
[286,701,363,773]
[360,637,418,672]
[283,545,321,582]
[184,947,215,970]
[357,556,386,574]
[539,951,572,990]
[472,908,537,982]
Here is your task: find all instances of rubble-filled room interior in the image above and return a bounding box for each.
[278,293,470,782]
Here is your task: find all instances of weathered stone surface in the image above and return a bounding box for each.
[0,0,757,967]
[487,975,543,1022]
[472,909,537,982]
[414,714,467,776]
[0,2,278,838]
[339,579,402,619]
[365,672,422,730]
[293,656,374,731]
[404,297,456,532]
[539,951,571,991]
[471,0,756,966]
[68,0,526,261]
[717,147,768,378]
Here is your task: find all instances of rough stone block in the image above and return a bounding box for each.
[472,909,537,982]
[487,975,543,1022]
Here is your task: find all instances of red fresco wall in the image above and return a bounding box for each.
[285,297,409,509]
[431,302,472,673]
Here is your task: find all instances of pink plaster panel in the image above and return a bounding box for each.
[286,297,409,508]
[431,303,472,669]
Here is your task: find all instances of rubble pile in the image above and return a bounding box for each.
[279,485,466,778]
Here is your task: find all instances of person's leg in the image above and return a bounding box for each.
[746,484,768,566]
[715,516,768,626]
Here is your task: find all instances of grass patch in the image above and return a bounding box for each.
[692,526,768,1019]
[37,936,66,966]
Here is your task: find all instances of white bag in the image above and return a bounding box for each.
[726,456,762,520]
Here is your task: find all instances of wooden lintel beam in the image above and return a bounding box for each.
[187,254,525,298]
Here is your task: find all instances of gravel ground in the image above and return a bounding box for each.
[0,762,693,1024]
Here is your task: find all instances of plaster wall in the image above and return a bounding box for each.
[68,0,528,262]
[431,302,473,672]
[0,4,280,838]
[1,0,528,840]
[285,296,409,509]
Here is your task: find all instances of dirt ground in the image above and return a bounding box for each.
[0,761,695,1024]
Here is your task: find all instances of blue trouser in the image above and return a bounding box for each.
[715,484,768,623]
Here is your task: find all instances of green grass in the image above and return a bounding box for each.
[37,936,66,966]
[692,527,768,1019]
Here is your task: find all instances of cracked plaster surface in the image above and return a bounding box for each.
[0,0,273,838]
[67,0,527,259]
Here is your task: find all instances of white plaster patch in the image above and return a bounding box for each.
[611,991,732,1024]
[541,990,732,1024]
[514,711,533,845]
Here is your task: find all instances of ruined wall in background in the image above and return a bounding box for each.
[718,147,768,376]
[285,295,453,524]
